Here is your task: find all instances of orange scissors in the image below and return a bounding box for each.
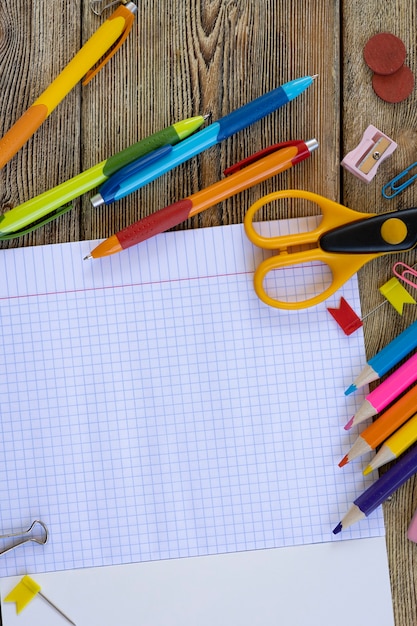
[244,189,417,310]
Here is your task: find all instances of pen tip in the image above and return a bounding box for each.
[83,254,93,261]
[311,74,319,80]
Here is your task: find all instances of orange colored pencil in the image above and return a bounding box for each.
[339,384,417,466]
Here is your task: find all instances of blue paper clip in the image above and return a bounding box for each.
[382,161,417,198]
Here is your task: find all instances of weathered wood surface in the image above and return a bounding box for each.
[0,1,415,623]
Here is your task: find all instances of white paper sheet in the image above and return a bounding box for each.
[1,539,394,626]
[0,221,393,624]
[0,221,385,577]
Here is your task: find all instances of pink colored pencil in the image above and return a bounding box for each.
[345,352,417,430]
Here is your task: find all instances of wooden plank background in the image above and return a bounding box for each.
[0,1,416,623]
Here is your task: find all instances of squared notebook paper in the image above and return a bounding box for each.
[0,220,394,626]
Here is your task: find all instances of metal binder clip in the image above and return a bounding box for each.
[382,161,417,198]
[341,125,397,183]
[0,520,49,556]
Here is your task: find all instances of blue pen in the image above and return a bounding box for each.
[345,319,417,395]
[91,75,317,206]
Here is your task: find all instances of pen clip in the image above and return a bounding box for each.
[97,144,173,200]
[0,203,74,240]
[82,2,137,86]
[382,161,417,199]
[223,141,306,175]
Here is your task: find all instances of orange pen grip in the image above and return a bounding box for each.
[0,104,48,169]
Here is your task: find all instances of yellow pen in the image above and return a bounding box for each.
[0,1,137,169]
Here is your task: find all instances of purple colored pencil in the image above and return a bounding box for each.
[333,444,417,533]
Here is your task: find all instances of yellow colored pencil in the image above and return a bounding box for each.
[363,412,417,474]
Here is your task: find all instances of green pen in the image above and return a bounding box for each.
[0,115,206,238]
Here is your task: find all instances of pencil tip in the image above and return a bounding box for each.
[363,465,372,476]
[344,417,354,431]
[333,522,342,535]
[338,455,348,468]
[311,74,319,80]
[344,384,356,396]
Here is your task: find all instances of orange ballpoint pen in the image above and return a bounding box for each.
[85,138,318,258]
[0,1,137,169]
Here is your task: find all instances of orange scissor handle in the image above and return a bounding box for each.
[244,190,379,310]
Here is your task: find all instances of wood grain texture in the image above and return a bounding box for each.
[0,1,415,624]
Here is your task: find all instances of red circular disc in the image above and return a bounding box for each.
[372,65,414,103]
[364,33,407,75]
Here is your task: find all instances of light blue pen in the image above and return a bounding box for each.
[91,75,317,207]
[345,318,417,395]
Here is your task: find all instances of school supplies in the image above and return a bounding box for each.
[327,297,363,335]
[393,261,417,288]
[85,138,318,258]
[383,162,417,198]
[363,412,417,474]
[333,444,417,533]
[0,2,137,169]
[345,318,417,394]
[0,540,394,626]
[243,189,417,310]
[345,352,417,429]
[339,384,417,466]
[0,116,206,238]
[0,220,384,578]
[0,521,48,556]
[341,125,397,183]
[379,276,417,313]
[5,576,75,625]
[90,75,317,206]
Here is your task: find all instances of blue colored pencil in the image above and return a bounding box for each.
[345,319,417,395]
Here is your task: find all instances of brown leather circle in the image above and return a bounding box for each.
[372,65,414,103]
[364,33,407,75]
